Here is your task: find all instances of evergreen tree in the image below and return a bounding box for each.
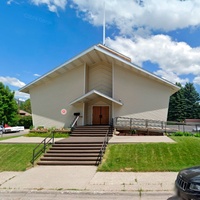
[167,83,186,121]
[167,82,200,121]
[0,82,19,126]
[183,83,200,119]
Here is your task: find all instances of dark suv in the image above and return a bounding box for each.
[176,166,200,200]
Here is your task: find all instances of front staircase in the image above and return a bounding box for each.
[37,126,111,166]
[70,126,111,137]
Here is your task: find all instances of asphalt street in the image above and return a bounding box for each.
[0,129,29,137]
[0,190,179,200]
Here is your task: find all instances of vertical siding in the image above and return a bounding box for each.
[88,62,112,97]
[30,65,84,128]
[113,64,171,121]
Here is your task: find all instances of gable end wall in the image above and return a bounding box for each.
[30,65,84,128]
[113,64,171,121]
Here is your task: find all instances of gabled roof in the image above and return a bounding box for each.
[70,90,123,106]
[20,44,180,94]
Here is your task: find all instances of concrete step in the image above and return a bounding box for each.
[73,128,109,131]
[40,157,99,161]
[46,149,100,153]
[52,143,102,147]
[70,133,112,135]
[70,134,108,137]
[43,153,99,157]
[50,146,101,150]
[72,131,108,133]
[37,160,98,165]
[37,126,111,166]
[55,140,104,144]
[75,126,110,128]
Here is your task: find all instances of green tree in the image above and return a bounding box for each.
[167,83,186,122]
[183,83,200,119]
[167,82,200,121]
[0,82,19,126]
[18,116,33,129]
[20,99,32,114]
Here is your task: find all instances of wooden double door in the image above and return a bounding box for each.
[92,106,109,125]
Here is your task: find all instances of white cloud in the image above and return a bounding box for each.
[14,91,30,101]
[7,0,13,4]
[106,35,200,84]
[31,0,67,13]
[72,0,200,35]
[7,0,19,5]
[154,70,189,85]
[34,73,41,77]
[194,76,200,86]
[0,76,26,88]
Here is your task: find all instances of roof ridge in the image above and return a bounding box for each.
[97,44,131,62]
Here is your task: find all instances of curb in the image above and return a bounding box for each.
[0,188,174,196]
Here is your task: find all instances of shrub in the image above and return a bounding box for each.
[171,131,193,136]
[171,131,184,136]
[183,132,193,136]
[194,133,200,137]
[29,125,34,130]
[18,116,33,129]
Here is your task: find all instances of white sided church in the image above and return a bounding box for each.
[20,44,179,128]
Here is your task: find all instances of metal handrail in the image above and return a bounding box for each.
[114,116,167,131]
[31,131,55,165]
[96,127,112,165]
[71,115,80,130]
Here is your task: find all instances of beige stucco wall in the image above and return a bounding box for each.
[30,57,174,128]
[30,65,84,128]
[113,64,172,121]
[87,62,112,97]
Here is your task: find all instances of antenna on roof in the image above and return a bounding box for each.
[103,1,106,46]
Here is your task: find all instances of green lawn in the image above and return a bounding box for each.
[25,132,70,138]
[98,136,200,172]
[0,144,36,171]
[2,136,200,172]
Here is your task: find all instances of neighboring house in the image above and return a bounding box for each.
[20,44,179,128]
[19,110,31,117]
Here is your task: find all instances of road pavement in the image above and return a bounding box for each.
[0,190,179,200]
[0,166,178,199]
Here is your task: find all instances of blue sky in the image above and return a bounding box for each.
[1,0,200,100]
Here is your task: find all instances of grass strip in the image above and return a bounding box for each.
[98,136,200,172]
[0,144,36,171]
[25,132,70,138]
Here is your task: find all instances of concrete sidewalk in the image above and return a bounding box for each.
[0,135,175,144]
[109,136,175,144]
[0,166,177,193]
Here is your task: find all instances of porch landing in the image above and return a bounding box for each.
[109,136,175,144]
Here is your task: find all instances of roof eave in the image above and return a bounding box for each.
[20,44,180,94]
[70,90,123,106]
[95,45,180,93]
[19,45,98,93]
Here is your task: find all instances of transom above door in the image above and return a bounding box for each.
[92,106,109,125]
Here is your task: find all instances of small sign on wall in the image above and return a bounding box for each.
[61,109,67,115]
